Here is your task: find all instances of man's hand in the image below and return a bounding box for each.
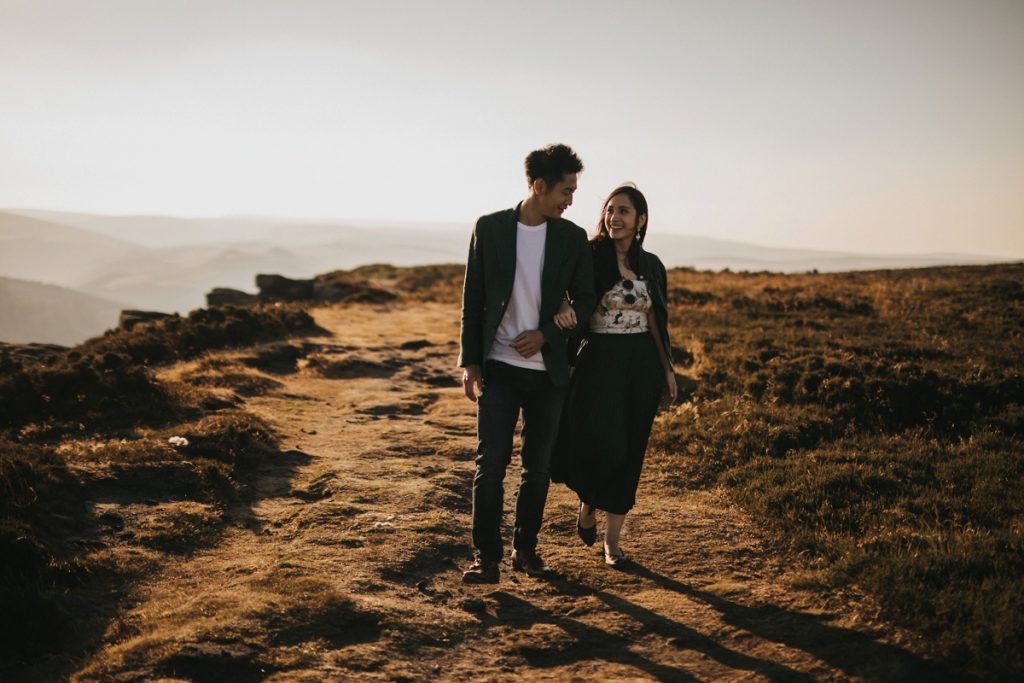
[462,364,483,402]
[554,299,577,330]
[510,330,545,358]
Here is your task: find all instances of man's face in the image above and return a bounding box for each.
[535,173,578,219]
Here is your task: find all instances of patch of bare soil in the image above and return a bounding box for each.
[70,302,952,682]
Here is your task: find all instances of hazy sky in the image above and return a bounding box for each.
[2,0,1022,256]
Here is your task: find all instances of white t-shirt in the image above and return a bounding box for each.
[487,221,547,371]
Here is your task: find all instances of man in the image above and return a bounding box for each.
[458,143,596,583]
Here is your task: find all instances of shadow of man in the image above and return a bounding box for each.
[488,571,818,682]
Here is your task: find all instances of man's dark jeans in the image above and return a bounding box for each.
[472,360,566,562]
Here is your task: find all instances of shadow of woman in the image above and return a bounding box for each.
[489,589,698,682]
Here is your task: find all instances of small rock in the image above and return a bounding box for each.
[256,273,315,301]
[206,287,259,307]
[99,512,125,530]
[459,598,487,613]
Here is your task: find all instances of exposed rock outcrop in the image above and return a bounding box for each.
[206,288,260,307]
[255,274,315,302]
[119,310,174,331]
[204,271,397,307]
[0,342,67,362]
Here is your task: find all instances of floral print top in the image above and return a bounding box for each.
[590,279,651,334]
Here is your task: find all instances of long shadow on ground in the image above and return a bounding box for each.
[492,582,831,682]
[457,564,958,682]
[629,563,965,682]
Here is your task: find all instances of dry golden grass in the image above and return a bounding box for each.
[647,262,1024,677]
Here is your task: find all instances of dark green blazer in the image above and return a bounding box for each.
[458,204,596,388]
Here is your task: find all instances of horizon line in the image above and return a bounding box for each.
[0,205,1013,262]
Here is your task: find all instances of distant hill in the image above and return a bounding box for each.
[1,210,472,312]
[9,207,1009,272]
[2,208,1012,314]
[78,243,310,312]
[642,233,1010,273]
[0,211,143,286]
[75,236,470,312]
[6,208,298,247]
[8,208,472,250]
[0,276,124,345]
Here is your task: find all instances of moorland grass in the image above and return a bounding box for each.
[646,262,1024,678]
[346,263,464,302]
[0,304,320,434]
[3,262,1021,678]
[0,304,311,678]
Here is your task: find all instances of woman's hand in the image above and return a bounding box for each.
[660,369,678,411]
[554,299,577,331]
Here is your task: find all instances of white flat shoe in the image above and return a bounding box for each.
[604,546,631,570]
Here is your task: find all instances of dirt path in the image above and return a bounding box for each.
[71,302,948,682]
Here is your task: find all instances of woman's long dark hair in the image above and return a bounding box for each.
[591,185,650,298]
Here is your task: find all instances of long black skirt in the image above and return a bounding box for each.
[551,331,663,515]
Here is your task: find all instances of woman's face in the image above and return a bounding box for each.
[604,193,646,241]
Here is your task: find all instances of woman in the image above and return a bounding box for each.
[551,183,677,568]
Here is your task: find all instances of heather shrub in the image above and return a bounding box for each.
[0,439,92,658]
[0,350,178,433]
[314,268,398,303]
[79,304,321,366]
[650,262,1024,677]
[1,305,321,434]
[179,411,279,471]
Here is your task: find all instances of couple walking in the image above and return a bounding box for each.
[458,143,677,584]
